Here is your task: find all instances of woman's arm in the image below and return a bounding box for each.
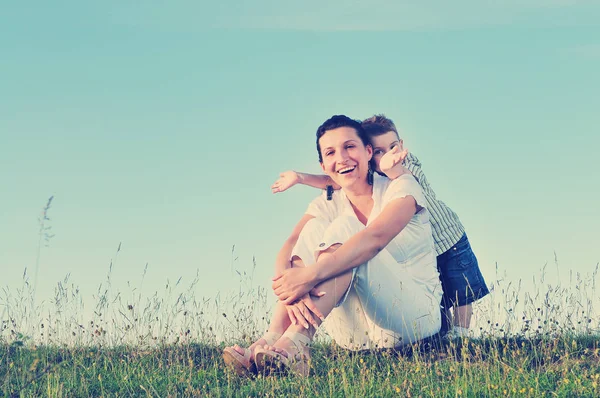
[274,213,315,276]
[313,196,416,280]
[271,171,341,194]
[274,213,326,327]
[273,196,418,304]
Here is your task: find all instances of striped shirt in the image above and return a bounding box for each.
[403,152,465,255]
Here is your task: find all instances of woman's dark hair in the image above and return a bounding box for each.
[316,115,370,162]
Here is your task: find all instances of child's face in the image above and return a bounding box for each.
[370,131,403,174]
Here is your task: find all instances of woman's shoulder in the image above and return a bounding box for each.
[306,188,347,220]
[383,173,419,190]
[372,173,392,194]
[382,174,425,203]
[373,172,419,189]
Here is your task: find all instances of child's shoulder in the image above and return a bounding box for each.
[404,152,422,167]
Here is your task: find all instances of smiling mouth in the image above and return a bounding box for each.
[337,166,356,175]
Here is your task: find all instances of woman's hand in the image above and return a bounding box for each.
[285,294,325,329]
[274,259,292,279]
[271,171,302,194]
[272,266,318,304]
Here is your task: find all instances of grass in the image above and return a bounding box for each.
[3,335,600,396]
[2,200,600,396]
[2,269,600,398]
[2,261,599,397]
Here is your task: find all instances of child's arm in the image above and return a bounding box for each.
[271,171,341,194]
[379,146,409,180]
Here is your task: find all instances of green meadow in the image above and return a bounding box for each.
[3,263,600,397]
[3,335,600,397]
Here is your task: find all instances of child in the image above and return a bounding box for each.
[271,114,489,337]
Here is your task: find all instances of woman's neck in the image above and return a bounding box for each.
[343,181,372,202]
[343,182,374,225]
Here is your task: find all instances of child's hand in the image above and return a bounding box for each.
[271,171,302,194]
[380,146,408,171]
[380,146,408,180]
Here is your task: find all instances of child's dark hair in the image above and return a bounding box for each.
[361,114,400,139]
[315,115,370,162]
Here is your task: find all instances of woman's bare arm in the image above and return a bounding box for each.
[312,196,416,282]
[273,213,326,326]
[274,213,315,276]
[273,196,418,303]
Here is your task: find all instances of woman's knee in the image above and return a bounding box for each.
[316,243,342,260]
[326,215,364,239]
[291,255,305,268]
[300,218,329,239]
[291,218,331,265]
[315,216,365,258]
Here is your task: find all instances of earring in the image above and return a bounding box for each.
[367,167,374,185]
[326,185,334,200]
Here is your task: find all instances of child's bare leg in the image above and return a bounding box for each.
[453,304,473,328]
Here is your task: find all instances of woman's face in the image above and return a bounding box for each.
[319,126,372,189]
[370,131,403,175]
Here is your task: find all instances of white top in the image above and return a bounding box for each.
[305,173,439,284]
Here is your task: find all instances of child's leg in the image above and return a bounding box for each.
[437,234,489,331]
[453,304,473,328]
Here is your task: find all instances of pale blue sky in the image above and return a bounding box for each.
[1,1,599,311]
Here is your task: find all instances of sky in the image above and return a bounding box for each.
[1,1,599,327]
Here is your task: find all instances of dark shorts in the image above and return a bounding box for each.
[436,233,489,310]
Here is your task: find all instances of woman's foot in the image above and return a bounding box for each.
[222,331,282,376]
[255,331,312,376]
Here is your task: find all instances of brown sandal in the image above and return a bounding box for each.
[222,332,281,377]
[254,331,311,377]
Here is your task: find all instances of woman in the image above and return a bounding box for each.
[271,114,489,338]
[223,115,442,376]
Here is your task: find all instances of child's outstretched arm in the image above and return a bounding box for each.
[271,171,341,194]
[379,146,409,180]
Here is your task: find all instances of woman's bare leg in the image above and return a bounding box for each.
[229,268,296,358]
[266,246,353,356]
[224,303,290,361]
[229,251,344,358]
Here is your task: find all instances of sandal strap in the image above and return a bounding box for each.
[262,331,282,346]
[281,331,311,352]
